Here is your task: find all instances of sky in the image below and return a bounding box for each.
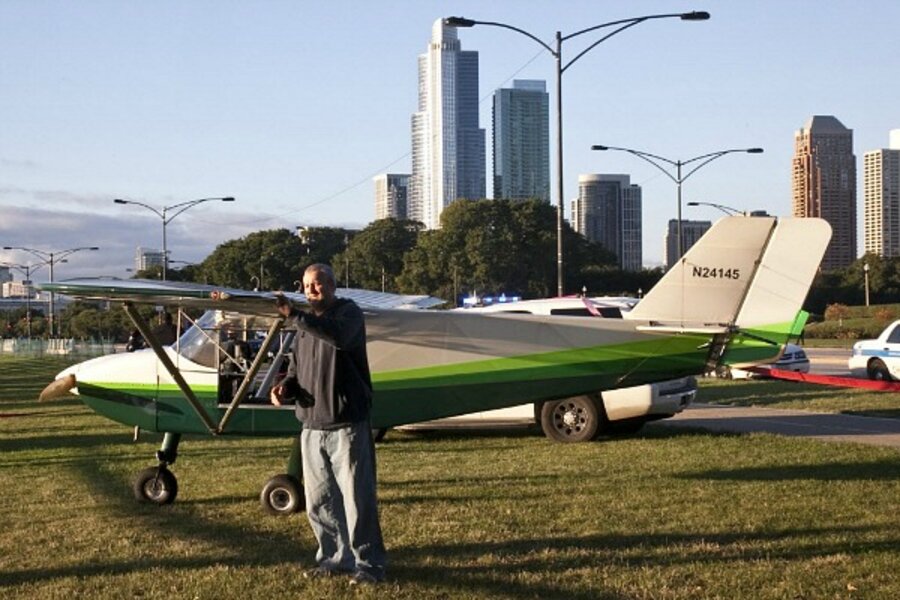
[2,0,899,284]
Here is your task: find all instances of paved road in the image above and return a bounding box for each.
[661,403,900,449]
[805,347,851,375]
[660,347,900,449]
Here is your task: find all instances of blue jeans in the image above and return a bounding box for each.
[300,422,386,577]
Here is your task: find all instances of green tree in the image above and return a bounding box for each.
[396,199,617,302]
[198,229,308,291]
[332,219,422,291]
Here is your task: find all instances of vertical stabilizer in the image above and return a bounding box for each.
[626,217,777,326]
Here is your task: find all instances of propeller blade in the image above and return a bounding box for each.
[39,374,76,402]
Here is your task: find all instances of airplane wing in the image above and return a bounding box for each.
[37,278,445,314]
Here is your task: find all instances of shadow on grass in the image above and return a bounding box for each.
[381,426,541,444]
[679,458,900,481]
[0,432,137,453]
[385,524,897,600]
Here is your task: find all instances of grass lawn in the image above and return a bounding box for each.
[698,377,900,419]
[2,356,900,599]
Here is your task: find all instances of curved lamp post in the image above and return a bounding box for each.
[0,261,49,339]
[591,145,762,261]
[2,246,99,337]
[686,201,745,216]
[113,197,235,281]
[445,11,710,296]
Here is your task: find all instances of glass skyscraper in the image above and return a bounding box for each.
[792,115,857,270]
[571,174,642,271]
[492,80,550,202]
[409,19,486,230]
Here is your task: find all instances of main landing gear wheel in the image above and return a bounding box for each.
[133,466,178,505]
[260,474,305,516]
[868,359,893,381]
[540,395,601,443]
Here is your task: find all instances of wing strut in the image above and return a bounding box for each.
[217,317,285,434]
[123,302,219,435]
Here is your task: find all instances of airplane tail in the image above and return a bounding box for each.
[625,216,831,364]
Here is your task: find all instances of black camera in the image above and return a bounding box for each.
[281,377,315,408]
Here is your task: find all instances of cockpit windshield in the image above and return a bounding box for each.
[177,310,277,368]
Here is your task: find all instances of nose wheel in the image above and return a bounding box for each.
[133,466,178,505]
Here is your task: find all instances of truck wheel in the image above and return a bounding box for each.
[868,359,892,381]
[540,395,600,443]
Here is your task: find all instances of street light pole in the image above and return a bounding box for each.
[686,201,745,216]
[3,246,99,337]
[1,261,48,339]
[444,11,709,296]
[591,145,763,262]
[114,197,235,280]
[864,262,870,307]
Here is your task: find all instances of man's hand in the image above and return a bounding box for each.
[270,383,285,406]
[275,294,292,318]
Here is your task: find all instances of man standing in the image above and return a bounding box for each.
[272,263,386,586]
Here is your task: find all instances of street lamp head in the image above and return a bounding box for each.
[686,202,699,207]
[113,198,128,204]
[680,11,711,21]
[221,197,235,202]
[590,145,609,151]
[746,147,764,154]
[443,16,476,27]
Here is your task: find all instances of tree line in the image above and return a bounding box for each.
[4,199,893,339]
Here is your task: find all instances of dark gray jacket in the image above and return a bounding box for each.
[284,298,373,429]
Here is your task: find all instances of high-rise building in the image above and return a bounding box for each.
[374,174,410,220]
[492,80,550,202]
[571,174,642,271]
[792,115,857,269]
[863,132,900,257]
[135,247,164,273]
[409,19,486,229]
[664,219,711,269]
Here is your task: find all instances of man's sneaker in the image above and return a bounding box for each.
[348,570,382,586]
[303,566,337,579]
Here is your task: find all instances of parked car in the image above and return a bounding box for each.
[726,343,810,379]
[849,319,900,380]
[400,296,696,442]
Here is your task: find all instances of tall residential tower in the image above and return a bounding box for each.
[409,19,486,229]
[492,80,550,202]
[571,174,642,271]
[863,130,900,257]
[374,174,410,220]
[791,115,857,269]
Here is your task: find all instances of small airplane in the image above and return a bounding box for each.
[37,215,831,515]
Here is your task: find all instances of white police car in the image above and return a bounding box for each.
[849,319,900,381]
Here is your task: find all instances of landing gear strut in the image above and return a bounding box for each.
[133,432,180,505]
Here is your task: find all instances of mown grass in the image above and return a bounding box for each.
[2,356,900,599]
[698,377,900,419]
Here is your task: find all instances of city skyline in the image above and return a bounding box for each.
[2,2,900,281]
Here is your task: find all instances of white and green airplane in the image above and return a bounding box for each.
[37,215,830,515]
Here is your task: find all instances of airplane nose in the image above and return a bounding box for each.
[39,374,77,402]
